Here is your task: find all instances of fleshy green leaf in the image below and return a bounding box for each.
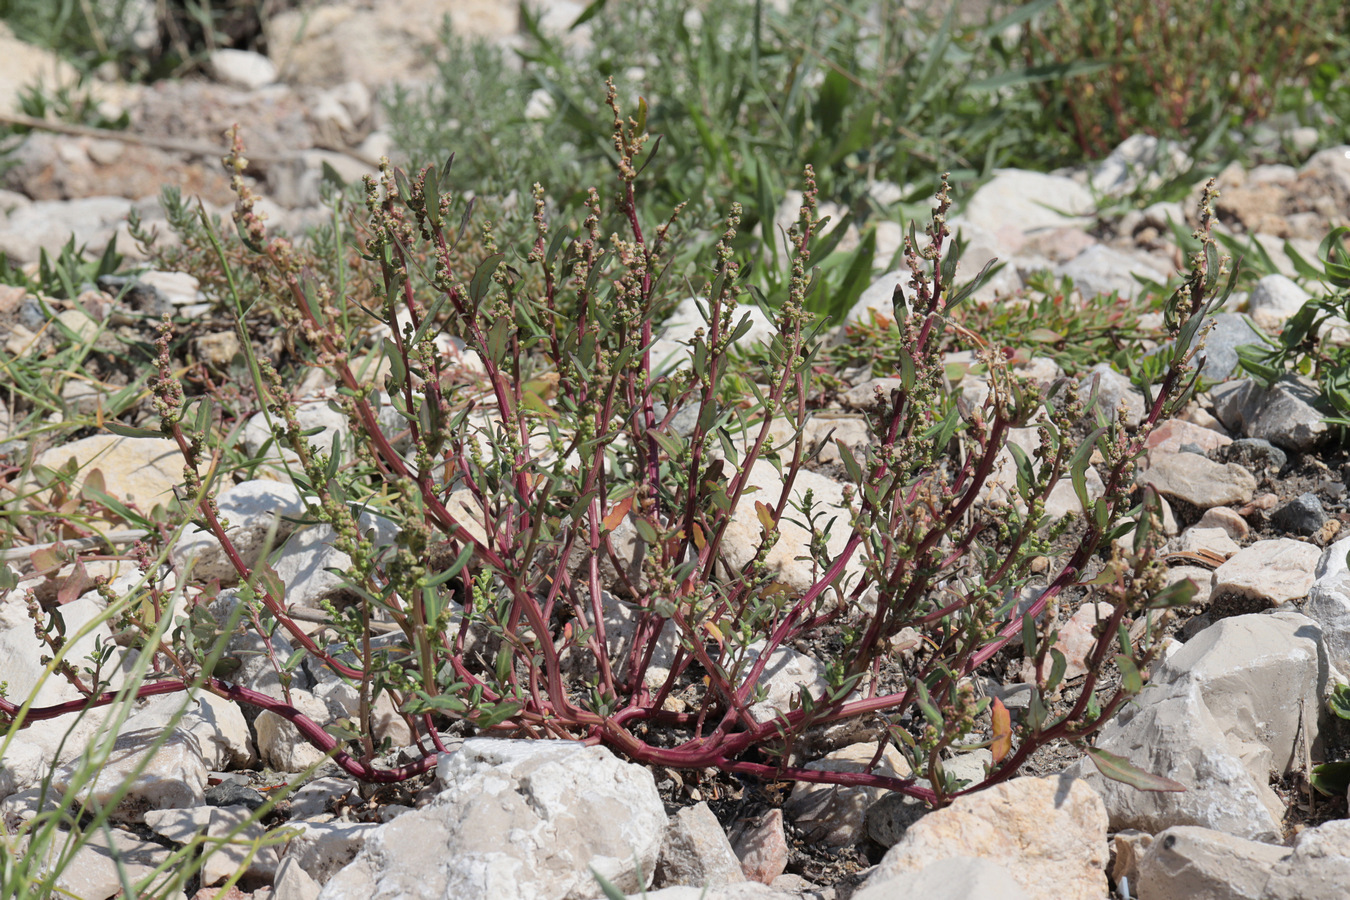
[1311,760,1350,797]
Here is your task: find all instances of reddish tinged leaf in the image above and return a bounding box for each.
[602,496,633,534]
[690,523,707,552]
[57,558,94,606]
[30,546,63,573]
[81,468,108,503]
[990,697,1012,764]
[755,500,776,532]
[1086,747,1186,792]
[757,581,794,601]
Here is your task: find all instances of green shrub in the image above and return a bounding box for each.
[6,101,1235,807]
[1237,226,1350,427]
[1017,0,1349,163]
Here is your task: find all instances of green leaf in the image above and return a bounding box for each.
[1027,690,1048,731]
[1043,648,1068,694]
[324,430,342,483]
[1146,578,1198,610]
[1068,427,1103,511]
[1116,654,1143,694]
[473,700,523,730]
[947,258,1002,309]
[1283,240,1327,282]
[837,441,864,485]
[384,338,407,390]
[651,430,684,460]
[424,545,475,587]
[105,422,166,439]
[485,315,512,363]
[917,696,944,729]
[1328,684,1350,721]
[1021,607,1037,658]
[978,0,1054,36]
[1311,760,1350,797]
[589,868,629,900]
[470,253,505,303]
[1008,442,1035,498]
[633,517,659,544]
[1088,747,1186,792]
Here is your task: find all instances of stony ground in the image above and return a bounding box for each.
[3,3,1350,900]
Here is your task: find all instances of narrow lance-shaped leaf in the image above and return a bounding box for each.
[1086,747,1186,792]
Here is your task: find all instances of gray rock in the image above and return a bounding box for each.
[860,775,1107,900]
[145,804,278,887]
[1247,274,1311,333]
[1079,362,1146,426]
[123,691,256,771]
[728,808,788,885]
[243,398,352,471]
[0,589,132,766]
[285,821,381,884]
[1146,419,1234,456]
[1198,504,1247,539]
[1091,135,1192,197]
[1300,534,1350,674]
[1057,244,1169,301]
[841,377,906,409]
[1210,539,1321,611]
[1193,314,1265,381]
[1069,612,1327,841]
[307,80,373,148]
[865,749,992,848]
[650,295,778,374]
[742,641,829,726]
[843,270,917,328]
[960,169,1096,252]
[1113,830,1154,890]
[717,460,862,598]
[784,742,909,846]
[53,728,207,824]
[288,776,359,821]
[561,590,679,690]
[212,589,314,699]
[853,857,1031,900]
[592,886,798,900]
[1260,819,1350,899]
[1136,826,1289,900]
[1225,439,1286,474]
[656,801,746,889]
[945,217,1022,302]
[1171,527,1240,561]
[270,147,379,207]
[1210,376,1330,452]
[275,856,324,900]
[255,689,333,773]
[27,825,173,900]
[209,48,280,89]
[172,479,307,584]
[204,780,266,810]
[1138,452,1257,511]
[1270,492,1326,536]
[0,195,131,265]
[136,270,202,306]
[271,512,399,609]
[320,740,668,899]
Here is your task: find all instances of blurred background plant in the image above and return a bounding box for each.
[0,0,295,81]
[1018,0,1350,164]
